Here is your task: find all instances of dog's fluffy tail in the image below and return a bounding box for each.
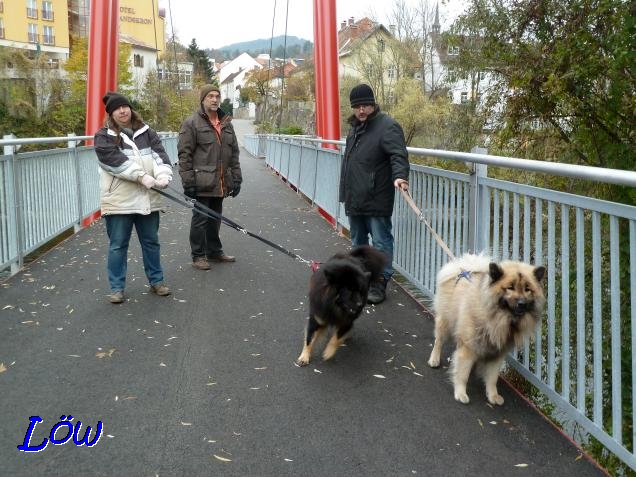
[349,245,386,282]
[437,253,492,285]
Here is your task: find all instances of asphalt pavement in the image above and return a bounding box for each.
[0,119,609,476]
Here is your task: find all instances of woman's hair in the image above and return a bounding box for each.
[104,110,144,144]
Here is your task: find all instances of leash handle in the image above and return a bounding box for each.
[400,188,455,260]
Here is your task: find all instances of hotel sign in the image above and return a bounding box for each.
[120,6,152,25]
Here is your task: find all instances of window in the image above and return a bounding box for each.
[28,23,38,43]
[387,65,396,79]
[448,45,459,56]
[46,58,59,69]
[42,1,54,21]
[27,0,38,18]
[42,25,54,45]
[179,69,192,90]
[460,92,468,103]
[0,1,4,13]
[0,18,4,39]
[134,54,144,68]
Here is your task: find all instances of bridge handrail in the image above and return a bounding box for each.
[263,134,636,187]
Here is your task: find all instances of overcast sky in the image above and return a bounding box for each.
[158,0,465,50]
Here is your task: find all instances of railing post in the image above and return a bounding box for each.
[4,134,23,274]
[68,133,84,232]
[468,147,488,253]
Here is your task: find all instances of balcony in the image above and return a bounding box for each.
[26,7,38,19]
[42,9,54,21]
[42,35,55,45]
[27,32,39,44]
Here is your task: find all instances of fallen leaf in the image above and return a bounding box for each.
[181,422,192,426]
[96,348,117,359]
[514,464,528,468]
[159,362,167,367]
[2,305,14,310]
[0,363,7,373]
[67,354,81,358]
[574,454,583,461]
[478,419,483,427]
[213,455,232,462]
[373,374,386,379]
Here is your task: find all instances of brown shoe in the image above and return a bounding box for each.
[192,257,211,270]
[209,254,236,263]
[109,290,125,304]
[150,283,171,296]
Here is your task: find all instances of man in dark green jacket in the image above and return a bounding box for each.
[339,84,410,304]
[178,85,242,270]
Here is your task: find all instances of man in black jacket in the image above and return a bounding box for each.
[339,84,410,304]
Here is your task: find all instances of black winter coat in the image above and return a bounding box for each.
[339,108,409,216]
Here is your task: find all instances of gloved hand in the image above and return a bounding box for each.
[139,174,156,189]
[154,177,170,189]
[229,184,241,198]
[183,186,197,199]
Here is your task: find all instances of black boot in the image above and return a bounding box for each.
[367,277,387,305]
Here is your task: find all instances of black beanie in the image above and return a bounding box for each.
[349,84,376,107]
[200,84,221,102]
[103,92,132,115]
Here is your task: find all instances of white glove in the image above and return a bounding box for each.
[155,177,170,189]
[139,174,156,189]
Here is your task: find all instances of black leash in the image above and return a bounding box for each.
[153,186,312,265]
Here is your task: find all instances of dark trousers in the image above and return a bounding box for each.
[190,196,225,259]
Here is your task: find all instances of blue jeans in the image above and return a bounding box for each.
[348,215,394,281]
[104,212,164,291]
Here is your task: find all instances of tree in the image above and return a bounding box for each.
[187,38,215,83]
[449,0,635,174]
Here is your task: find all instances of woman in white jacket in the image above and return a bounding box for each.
[94,92,173,304]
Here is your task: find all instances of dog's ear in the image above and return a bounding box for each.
[533,265,546,283]
[488,262,504,283]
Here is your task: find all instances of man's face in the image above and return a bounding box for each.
[352,104,374,122]
[203,91,221,112]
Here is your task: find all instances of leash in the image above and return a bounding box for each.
[153,186,313,266]
[400,188,456,260]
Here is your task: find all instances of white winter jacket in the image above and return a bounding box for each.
[94,124,173,215]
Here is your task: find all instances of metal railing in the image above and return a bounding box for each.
[244,133,636,472]
[0,133,178,276]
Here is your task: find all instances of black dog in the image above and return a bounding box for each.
[296,245,386,365]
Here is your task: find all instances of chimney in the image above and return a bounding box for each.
[389,24,396,36]
[348,17,355,26]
